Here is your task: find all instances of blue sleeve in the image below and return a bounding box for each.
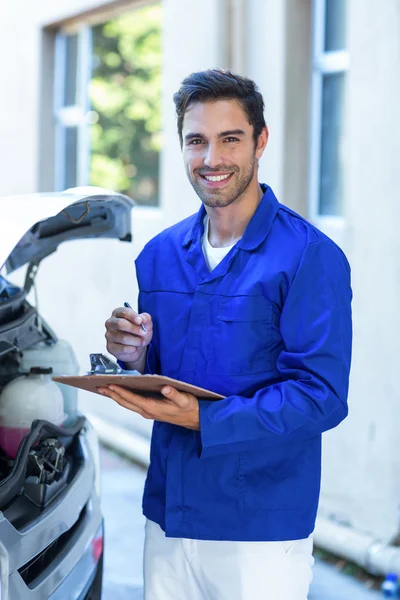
[198,240,352,458]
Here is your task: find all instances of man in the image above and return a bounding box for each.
[102,69,352,600]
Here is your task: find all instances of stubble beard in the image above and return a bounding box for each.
[187,155,256,209]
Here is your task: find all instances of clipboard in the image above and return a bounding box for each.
[53,374,225,400]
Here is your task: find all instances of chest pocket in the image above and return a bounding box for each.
[206,296,274,376]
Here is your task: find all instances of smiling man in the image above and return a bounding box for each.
[103,69,353,600]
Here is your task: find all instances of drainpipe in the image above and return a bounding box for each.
[314,516,400,576]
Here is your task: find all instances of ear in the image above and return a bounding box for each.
[255,126,269,160]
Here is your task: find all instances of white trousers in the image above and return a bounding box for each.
[143,519,314,600]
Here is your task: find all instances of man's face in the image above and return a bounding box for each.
[182,100,266,208]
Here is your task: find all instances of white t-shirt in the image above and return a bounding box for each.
[201,215,237,271]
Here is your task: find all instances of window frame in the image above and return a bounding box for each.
[309,0,350,222]
[52,4,163,208]
[54,26,92,191]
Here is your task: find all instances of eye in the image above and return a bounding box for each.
[224,137,240,143]
[188,138,205,145]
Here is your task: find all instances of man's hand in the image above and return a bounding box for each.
[97,385,200,430]
[105,306,153,371]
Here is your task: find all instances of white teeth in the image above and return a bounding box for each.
[204,174,231,182]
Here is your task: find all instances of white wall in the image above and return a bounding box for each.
[245,0,287,200]
[317,0,400,542]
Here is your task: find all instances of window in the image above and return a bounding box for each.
[54,3,162,206]
[309,0,349,218]
[54,28,92,191]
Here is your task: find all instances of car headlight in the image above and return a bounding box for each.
[84,419,101,497]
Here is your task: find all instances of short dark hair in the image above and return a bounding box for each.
[173,69,266,146]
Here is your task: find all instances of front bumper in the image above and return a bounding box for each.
[49,520,104,600]
[2,428,103,599]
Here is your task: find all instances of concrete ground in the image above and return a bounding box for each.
[99,446,383,600]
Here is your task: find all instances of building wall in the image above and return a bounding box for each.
[245,0,312,216]
[318,0,400,541]
[1,0,399,544]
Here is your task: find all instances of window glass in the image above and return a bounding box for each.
[324,0,347,52]
[64,34,79,106]
[65,127,78,189]
[90,3,162,206]
[319,73,345,216]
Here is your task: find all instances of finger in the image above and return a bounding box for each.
[97,387,113,397]
[139,313,153,329]
[106,341,142,359]
[105,330,146,347]
[121,310,154,336]
[108,385,150,409]
[107,385,166,420]
[107,316,146,337]
[112,306,139,321]
[161,386,192,407]
[111,307,151,332]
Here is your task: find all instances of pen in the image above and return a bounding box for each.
[124,302,147,333]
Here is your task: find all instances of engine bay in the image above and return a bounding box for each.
[0,273,84,517]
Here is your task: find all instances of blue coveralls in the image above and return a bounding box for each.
[135,184,352,541]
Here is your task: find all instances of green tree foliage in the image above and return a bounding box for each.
[90,3,162,206]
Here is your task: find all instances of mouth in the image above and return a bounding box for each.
[198,172,234,188]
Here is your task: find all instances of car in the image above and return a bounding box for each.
[0,187,135,599]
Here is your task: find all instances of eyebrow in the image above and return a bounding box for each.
[218,129,246,138]
[184,129,246,142]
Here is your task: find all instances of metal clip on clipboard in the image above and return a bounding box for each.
[88,353,141,375]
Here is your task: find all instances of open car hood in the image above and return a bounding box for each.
[0,187,135,274]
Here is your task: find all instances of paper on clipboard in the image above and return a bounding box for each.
[53,374,225,400]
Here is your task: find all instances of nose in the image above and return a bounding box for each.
[204,142,223,170]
